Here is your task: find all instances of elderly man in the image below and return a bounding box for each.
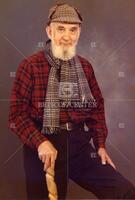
[9,3,135,199]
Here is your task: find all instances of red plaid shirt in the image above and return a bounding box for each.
[8,50,108,150]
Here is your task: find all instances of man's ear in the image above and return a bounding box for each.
[46,25,52,40]
[76,27,81,41]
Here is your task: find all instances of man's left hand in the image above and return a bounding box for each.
[98,147,116,170]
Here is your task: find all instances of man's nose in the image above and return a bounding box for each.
[62,30,70,41]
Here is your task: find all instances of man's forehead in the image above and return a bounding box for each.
[51,22,80,28]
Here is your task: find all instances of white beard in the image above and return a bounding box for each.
[51,40,77,61]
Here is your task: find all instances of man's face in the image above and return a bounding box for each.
[46,22,81,60]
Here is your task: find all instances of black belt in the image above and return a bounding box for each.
[60,122,83,131]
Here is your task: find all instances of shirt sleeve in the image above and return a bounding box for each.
[86,62,108,150]
[8,59,47,149]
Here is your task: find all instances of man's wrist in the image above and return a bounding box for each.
[94,141,106,151]
[36,138,48,150]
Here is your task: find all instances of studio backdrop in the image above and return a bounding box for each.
[0,0,135,199]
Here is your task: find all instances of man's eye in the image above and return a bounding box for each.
[58,28,64,32]
[70,28,77,33]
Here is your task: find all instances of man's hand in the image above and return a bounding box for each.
[38,140,58,171]
[98,147,116,170]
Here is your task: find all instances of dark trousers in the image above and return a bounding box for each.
[23,128,135,199]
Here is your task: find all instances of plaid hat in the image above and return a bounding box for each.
[48,3,83,24]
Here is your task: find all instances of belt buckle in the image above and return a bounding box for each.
[66,122,72,131]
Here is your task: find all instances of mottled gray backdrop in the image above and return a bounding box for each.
[0,0,135,199]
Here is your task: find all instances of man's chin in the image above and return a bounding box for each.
[59,45,72,51]
[51,43,76,60]
[60,49,76,60]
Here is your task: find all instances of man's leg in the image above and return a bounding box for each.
[23,145,48,200]
[47,132,68,199]
[68,130,135,199]
[23,131,68,200]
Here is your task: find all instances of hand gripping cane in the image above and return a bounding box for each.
[45,161,58,200]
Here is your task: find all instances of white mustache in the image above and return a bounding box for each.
[60,42,72,46]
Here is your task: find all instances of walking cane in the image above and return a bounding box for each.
[45,161,58,200]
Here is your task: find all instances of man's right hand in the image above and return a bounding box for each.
[38,140,58,171]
